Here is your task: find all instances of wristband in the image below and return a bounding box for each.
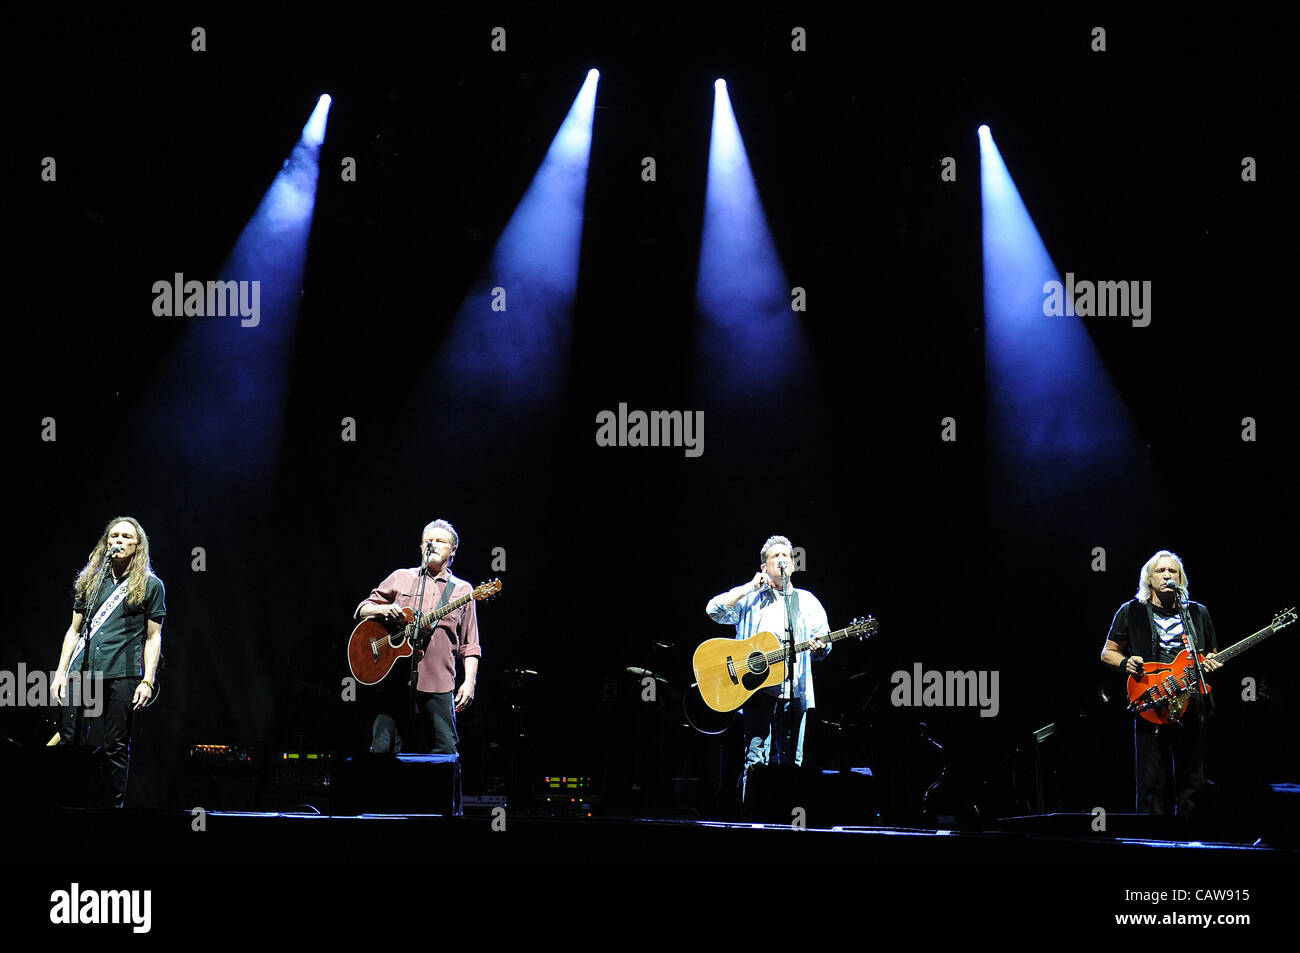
[141,679,155,691]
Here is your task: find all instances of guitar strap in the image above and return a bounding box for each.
[1181,606,1202,654]
[1143,603,1162,661]
[429,574,458,642]
[67,578,132,671]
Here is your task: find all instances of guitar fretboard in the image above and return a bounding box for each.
[763,622,877,666]
[1216,624,1283,664]
[415,592,473,629]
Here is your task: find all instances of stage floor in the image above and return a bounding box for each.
[10,807,1291,934]
[17,806,1297,864]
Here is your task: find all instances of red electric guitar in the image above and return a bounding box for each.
[1127,607,1296,724]
[347,579,502,685]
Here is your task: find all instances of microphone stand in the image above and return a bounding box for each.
[408,546,434,740]
[780,565,797,776]
[1171,587,1212,725]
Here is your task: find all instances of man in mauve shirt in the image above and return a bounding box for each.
[355,519,481,755]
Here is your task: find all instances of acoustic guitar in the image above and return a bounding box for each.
[693,616,878,713]
[347,579,502,685]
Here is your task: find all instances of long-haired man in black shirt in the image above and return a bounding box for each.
[51,516,166,808]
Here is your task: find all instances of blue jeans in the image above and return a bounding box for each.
[740,693,806,802]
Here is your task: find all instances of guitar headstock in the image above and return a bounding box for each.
[849,615,878,638]
[474,579,504,602]
[1273,607,1297,631]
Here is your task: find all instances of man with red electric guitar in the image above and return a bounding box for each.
[1100,550,1221,819]
[354,519,481,755]
[706,535,831,802]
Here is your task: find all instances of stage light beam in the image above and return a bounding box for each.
[694,78,812,404]
[979,124,1148,534]
[426,70,599,419]
[131,95,332,499]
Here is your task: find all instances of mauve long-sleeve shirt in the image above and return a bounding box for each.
[355,568,481,694]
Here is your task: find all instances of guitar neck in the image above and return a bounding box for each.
[416,592,471,628]
[787,625,862,658]
[1214,624,1282,665]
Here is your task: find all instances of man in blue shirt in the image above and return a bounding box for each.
[706,535,830,802]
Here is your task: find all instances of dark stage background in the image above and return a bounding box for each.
[5,8,1295,831]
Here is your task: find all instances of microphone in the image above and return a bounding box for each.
[777,557,791,576]
[106,544,124,557]
[625,667,666,682]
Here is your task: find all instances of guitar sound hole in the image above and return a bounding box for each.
[746,652,768,676]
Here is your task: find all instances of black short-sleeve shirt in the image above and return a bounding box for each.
[73,574,166,679]
[1106,598,1216,664]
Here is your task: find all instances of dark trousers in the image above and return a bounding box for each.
[1134,706,1208,817]
[739,693,806,802]
[371,690,458,756]
[60,676,135,809]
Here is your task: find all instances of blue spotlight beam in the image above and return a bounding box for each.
[134,95,331,498]
[979,125,1148,533]
[431,70,598,412]
[695,80,813,403]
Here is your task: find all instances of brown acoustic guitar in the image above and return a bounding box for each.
[1127,607,1295,724]
[693,616,878,713]
[347,579,502,685]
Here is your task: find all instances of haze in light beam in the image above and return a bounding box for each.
[979,125,1147,533]
[433,70,599,413]
[696,80,812,403]
[133,95,331,501]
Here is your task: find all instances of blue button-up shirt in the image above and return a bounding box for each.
[706,583,830,707]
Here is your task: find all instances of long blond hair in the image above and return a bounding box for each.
[1135,549,1189,604]
[75,516,154,608]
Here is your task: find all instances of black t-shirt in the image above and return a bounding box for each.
[73,574,166,679]
[1106,598,1217,664]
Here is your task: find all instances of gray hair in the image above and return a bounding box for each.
[1136,549,1189,604]
[422,519,460,566]
[760,535,793,565]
